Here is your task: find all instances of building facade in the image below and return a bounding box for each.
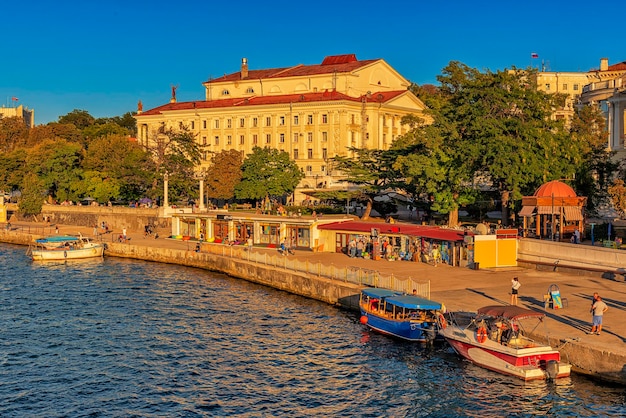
[0,104,35,128]
[135,54,427,202]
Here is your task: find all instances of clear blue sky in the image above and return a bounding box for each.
[2,0,623,125]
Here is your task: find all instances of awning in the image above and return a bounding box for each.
[537,206,554,215]
[563,206,583,221]
[518,206,536,217]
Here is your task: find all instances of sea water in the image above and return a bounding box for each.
[0,244,624,417]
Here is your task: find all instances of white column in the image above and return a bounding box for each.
[164,173,169,207]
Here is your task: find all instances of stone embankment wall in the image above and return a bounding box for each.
[105,242,362,306]
[37,206,170,236]
[518,238,626,277]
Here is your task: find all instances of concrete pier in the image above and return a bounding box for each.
[2,222,625,385]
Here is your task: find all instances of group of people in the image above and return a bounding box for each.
[510,278,609,336]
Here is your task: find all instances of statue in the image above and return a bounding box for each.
[137,100,143,112]
[171,85,177,101]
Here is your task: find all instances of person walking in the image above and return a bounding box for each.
[589,295,608,335]
[510,277,521,306]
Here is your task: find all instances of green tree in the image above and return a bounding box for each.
[433,62,576,225]
[332,147,402,219]
[205,149,243,201]
[0,116,29,153]
[234,147,304,206]
[18,172,44,217]
[83,135,154,201]
[0,148,29,193]
[26,139,84,202]
[58,109,96,129]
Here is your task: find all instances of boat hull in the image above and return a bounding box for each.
[360,310,438,342]
[441,327,571,380]
[31,245,104,261]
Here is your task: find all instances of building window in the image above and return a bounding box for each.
[222,89,230,96]
[279,116,285,125]
[240,118,245,128]
[321,132,328,142]
[252,117,258,127]
[203,120,207,129]
[203,151,208,161]
[307,114,313,125]
[279,133,285,143]
[215,119,220,129]
[214,136,219,145]
[293,115,299,125]
[227,135,232,145]
[239,135,245,145]
[266,134,271,144]
[573,84,579,91]
[202,136,207,145]
[246,87,254,94]
[306,165,312,173]
[307,148,313,159]
[266,116,271,126]
[366,133,369,140]
[227,119,232,128]
[307,132,313,142]
[383,133,387,144]
[191,121,195,129]
[351,114,356,124]
[322,148,327,160]
[322,114,328,124]
[545,83,551,91]
[252,134,258,145]
[562,84,568,90]
[321,165,326,172]
[294,149,299,159]
[293,133,299,143]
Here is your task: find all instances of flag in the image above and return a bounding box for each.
[11,97,18,101]
[531,53,539,59]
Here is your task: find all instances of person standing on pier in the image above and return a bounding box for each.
[510,277,521,306]
[589,295,608,335]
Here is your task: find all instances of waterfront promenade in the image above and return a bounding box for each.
[3,221,625,384]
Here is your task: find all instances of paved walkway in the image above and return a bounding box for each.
[10,221,626,377]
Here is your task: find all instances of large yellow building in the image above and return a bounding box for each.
[0,104,35,128]
[135,54,427,202]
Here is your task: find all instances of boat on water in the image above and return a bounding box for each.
[29,234,105,261]
[359,288,444,343]
[440,305,571,381]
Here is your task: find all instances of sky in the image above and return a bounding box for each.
[2,0,624,125]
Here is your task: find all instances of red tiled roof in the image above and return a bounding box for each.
[206,54,379,83]
[589,61,626,72]
[137,90,408,117]
[317,220,470,242]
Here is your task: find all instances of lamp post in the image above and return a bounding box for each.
[163,172,169,208]
[195,170,206,211]
[590,223,596,247]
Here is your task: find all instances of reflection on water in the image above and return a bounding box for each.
[0,243,623,417]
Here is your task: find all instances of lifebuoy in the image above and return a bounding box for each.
[438,313,447,329]
[476,326,488,343]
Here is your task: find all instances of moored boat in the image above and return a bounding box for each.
[359,288,444,343]
[29,234,105,261]
[440,305,571,381]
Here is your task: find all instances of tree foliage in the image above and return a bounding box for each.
[235,147,303,203]
[205,149,243,200]
[18,172,44,216]
[332,148,403,219]
[0,116,29,153]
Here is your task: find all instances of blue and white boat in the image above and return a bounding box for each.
[359,288,444,342]
[29,234,104,261]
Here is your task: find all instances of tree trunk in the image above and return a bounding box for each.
[500,190,510,226]
[447,208,459,227]
[361,199,373,220]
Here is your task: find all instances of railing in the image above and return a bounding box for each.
[201,243,431,298]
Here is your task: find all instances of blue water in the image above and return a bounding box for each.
[0,243,624,417]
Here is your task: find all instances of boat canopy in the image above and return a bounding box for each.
[361,288,399,299]
[478,305,545,320]
[386,295,441,310]
[36,235,80,243]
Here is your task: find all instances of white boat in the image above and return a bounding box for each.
[440,305,571,381]
[29,235,105,261]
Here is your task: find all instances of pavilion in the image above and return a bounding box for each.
[518,180,586,240]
